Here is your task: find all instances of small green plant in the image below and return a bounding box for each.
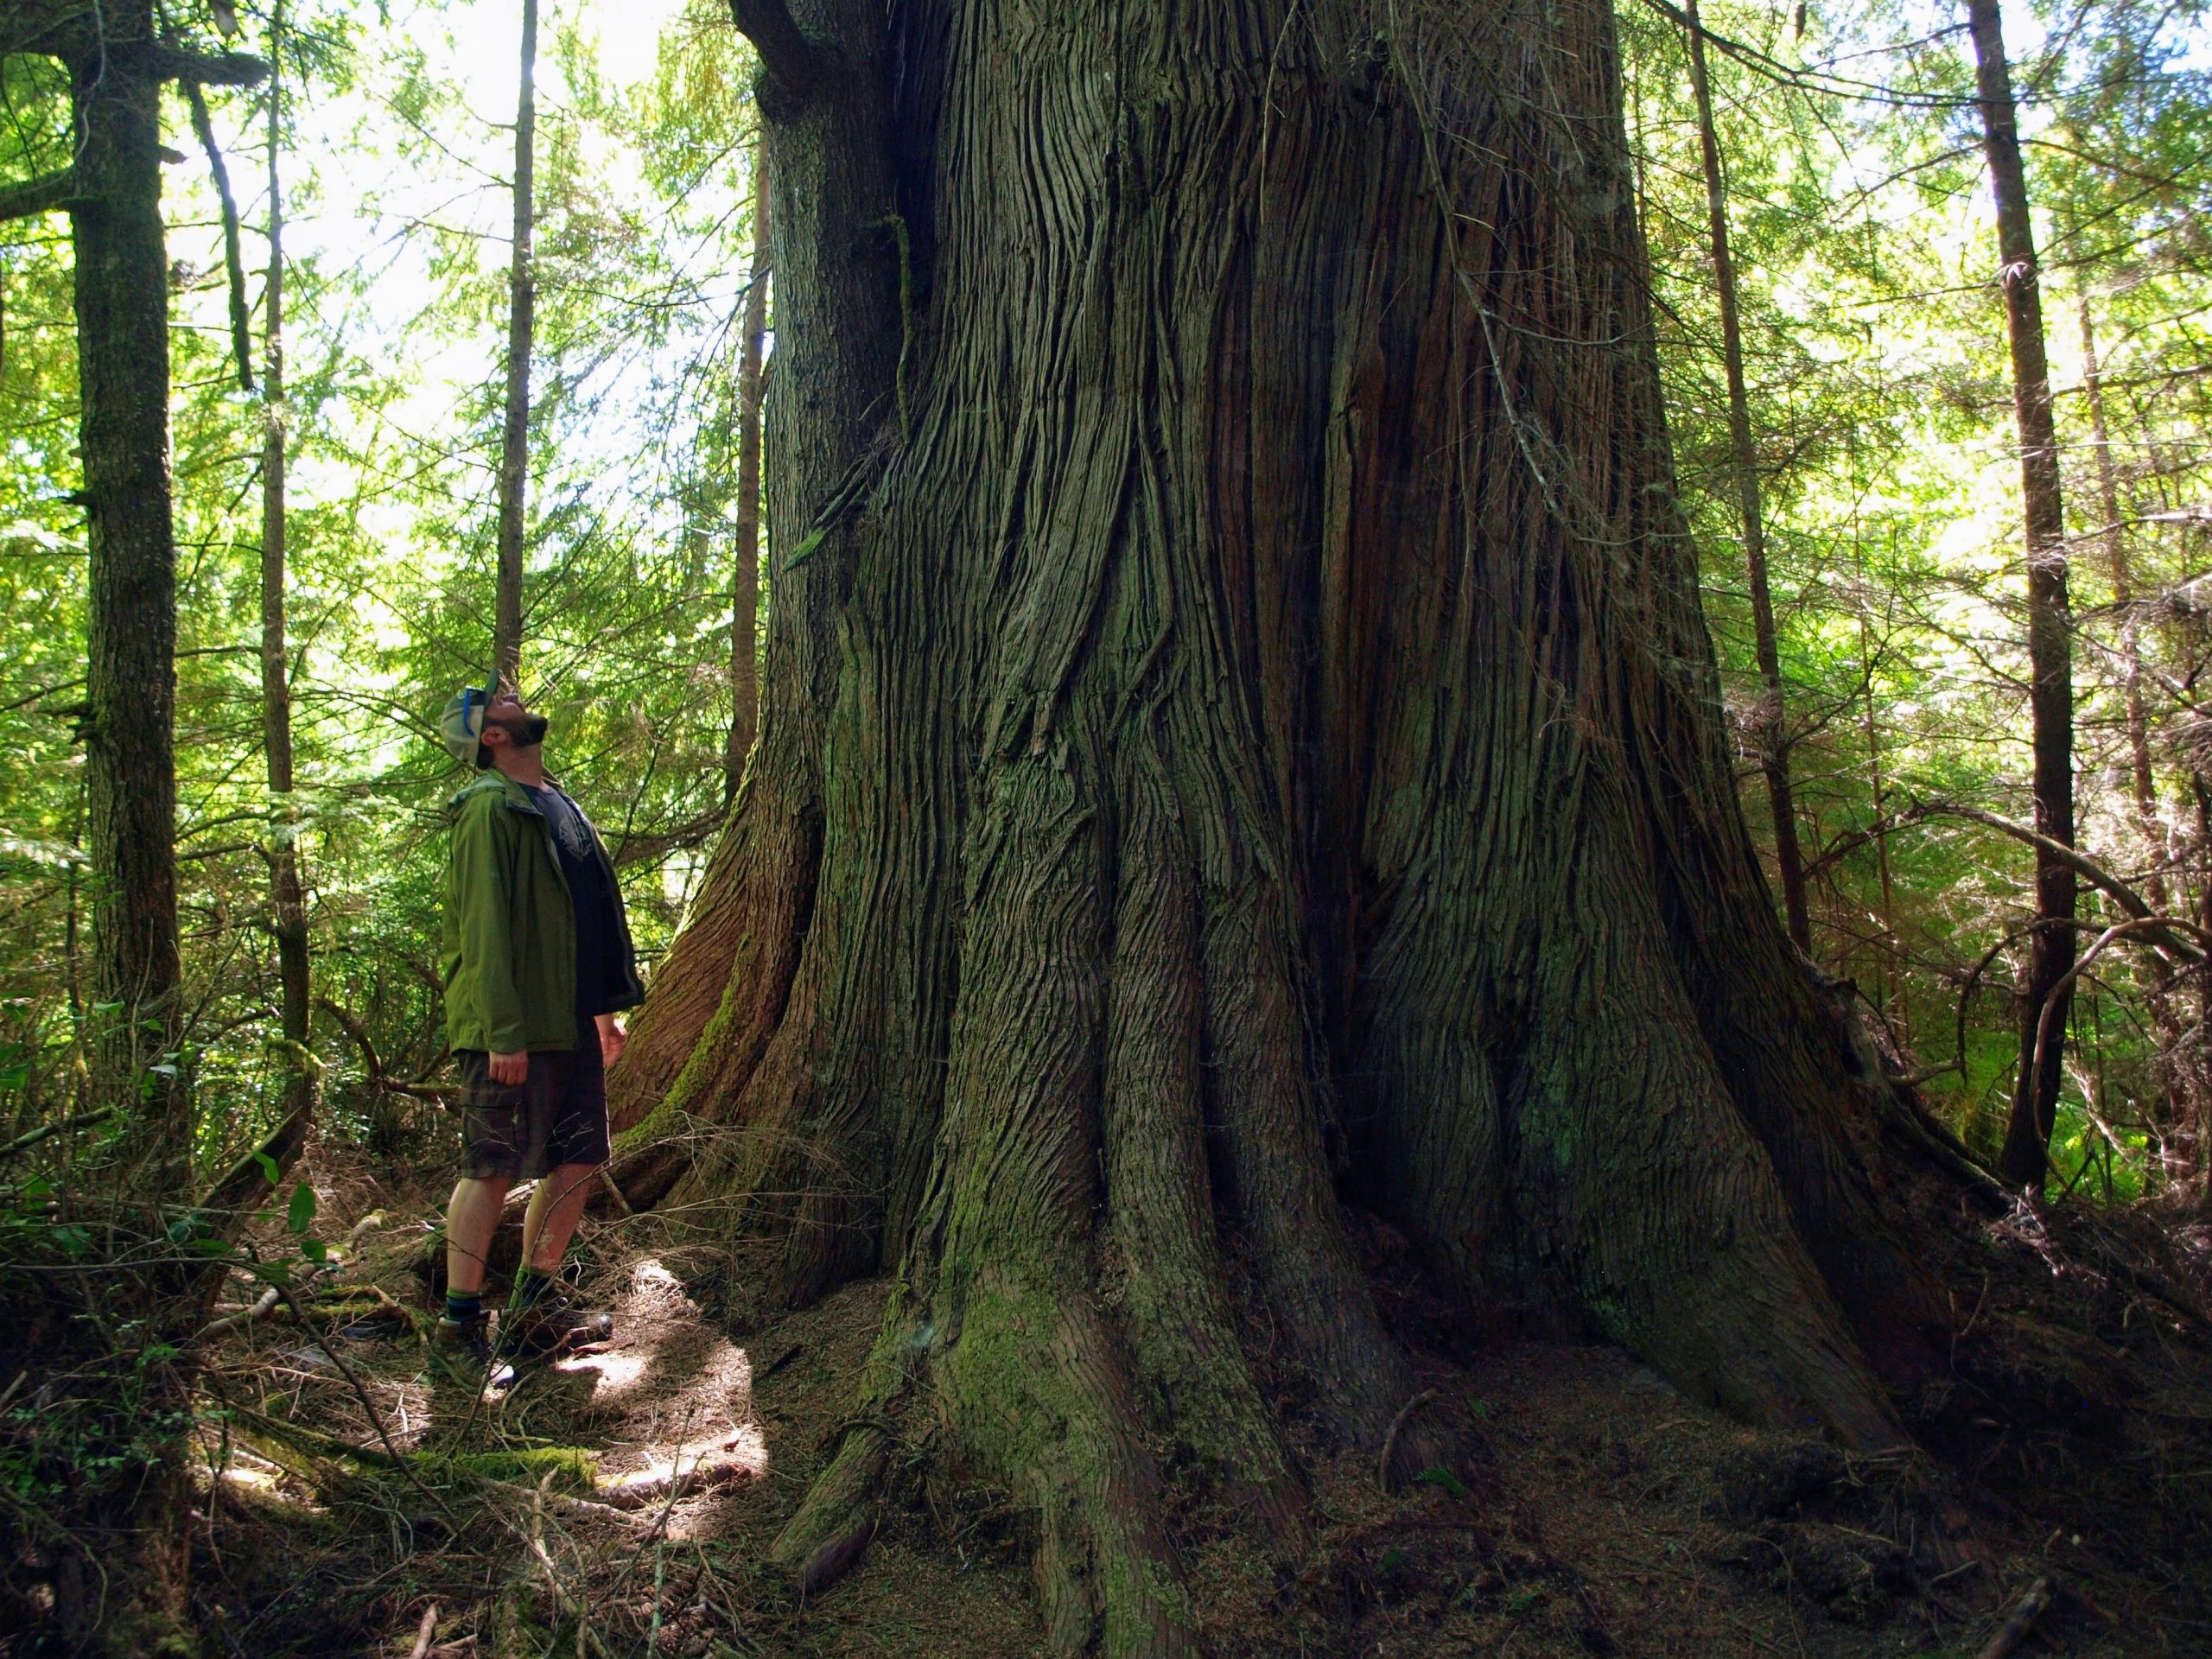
[1413,1464,1471,1500]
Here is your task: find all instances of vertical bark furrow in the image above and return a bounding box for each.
[1103,743,1307,1542]
[912,741,1194,1655]
[1506,776,1899,1448]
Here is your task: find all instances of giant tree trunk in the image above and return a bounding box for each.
[612,3,1951,1646]
[1967,0,2076,1192]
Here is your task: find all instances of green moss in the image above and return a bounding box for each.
[429,1446,600,1491]
[614,939,754,1153]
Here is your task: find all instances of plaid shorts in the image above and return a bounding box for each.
[455,1016,611,1181]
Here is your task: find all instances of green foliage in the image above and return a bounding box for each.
[1627,0,2212,1200]
[0,0,766,1179]
[2,0,2209,1225]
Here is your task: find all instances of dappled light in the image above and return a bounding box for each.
[3,0,2212,1652]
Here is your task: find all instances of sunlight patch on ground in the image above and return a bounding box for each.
[627,1255,698,1317]
[557,1350,648,1389]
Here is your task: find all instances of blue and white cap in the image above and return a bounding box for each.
[437,670,501,766]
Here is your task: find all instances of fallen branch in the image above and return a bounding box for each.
[199,1283,283,1338]
[1978,1575,2053,1659]
[597,1436,758,1510]
[0,1107,112,1163]
[274,1282,455,1523]
[408,1604,440,1659]
[1378,1389,1437,1492]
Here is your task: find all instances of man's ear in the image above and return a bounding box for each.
[480,723,509,751]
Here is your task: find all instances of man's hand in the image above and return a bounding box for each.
[596,1014,627,1068]
[488,1050,530,1086]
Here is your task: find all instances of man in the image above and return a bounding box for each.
[433,674,644,1376]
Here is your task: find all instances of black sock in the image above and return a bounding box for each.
[445,1289,483,1325]
[511,1268,553,1310]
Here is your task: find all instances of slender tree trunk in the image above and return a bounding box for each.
[262,6,313,1128]
[69,17,187,1183]
[1683,0,1810,952]
[1859,603,1904,1033]
[1,16,264,1648]
[2078,298,2161,901]
[2198,772,2212,1198]
[66,785,87,1113]
[726,135,769,801]
[493,0,538,685]
[2080,292,2194,1164]
[62,16,192,1649]
[1967,0,2076,1191]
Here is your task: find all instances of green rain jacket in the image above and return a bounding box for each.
[440,771,644,1054]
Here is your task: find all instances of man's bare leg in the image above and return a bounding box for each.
[521,1161,599,1274]
[445,1173,512,1296]
[507,1161,613,1354]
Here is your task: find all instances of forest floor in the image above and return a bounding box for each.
[185,1135,2212,1659]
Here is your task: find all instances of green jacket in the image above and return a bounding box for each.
[440,771,643,1054]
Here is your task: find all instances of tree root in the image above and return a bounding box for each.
[771,1423,889,1594]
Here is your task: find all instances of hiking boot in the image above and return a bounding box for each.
[431,1313,512,1387]
[503,1291,613,1359]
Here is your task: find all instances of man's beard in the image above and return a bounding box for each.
[491,712,549,748]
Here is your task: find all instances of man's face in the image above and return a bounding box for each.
[481,686,550,753]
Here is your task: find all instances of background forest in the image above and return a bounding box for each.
[6,0,2210,1208]
[6,0,2212,1651]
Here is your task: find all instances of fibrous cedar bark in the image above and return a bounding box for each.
[610,0,1952,1646]
[726,132,771,798]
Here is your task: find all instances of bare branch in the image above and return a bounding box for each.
[315,995,461,1101]
[182,80,255,391]
[0,168,75,222]
[149,46,269,87]
[1908,800,2203,964]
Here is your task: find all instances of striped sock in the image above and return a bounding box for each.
[511,1268,553,1311]
[444,1289,483,1325]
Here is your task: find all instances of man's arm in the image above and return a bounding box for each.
[450,796,530,1073]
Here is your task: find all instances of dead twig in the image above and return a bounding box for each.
[316,996,461,1102]
[1378,1389,1438,1491]
[272,1282,455,1522]
[408,1603,440,1659]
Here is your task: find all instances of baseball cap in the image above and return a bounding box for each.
[438,671,500,766]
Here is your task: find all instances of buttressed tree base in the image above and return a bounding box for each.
[609,2,1960,1649]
